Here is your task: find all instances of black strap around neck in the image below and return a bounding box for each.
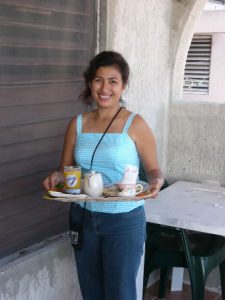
[90,106,124,170]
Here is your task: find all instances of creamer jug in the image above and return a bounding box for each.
[83,171,104,197]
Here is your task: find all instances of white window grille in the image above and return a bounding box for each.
[183,35,212,94]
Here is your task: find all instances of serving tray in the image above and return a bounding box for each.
[43,181,153,203]
[43,190,153,202]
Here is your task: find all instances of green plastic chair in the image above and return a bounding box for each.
[139,166,225,300]
[143,223,225,300]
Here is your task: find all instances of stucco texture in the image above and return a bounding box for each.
[102,0,172,170]
[167,103,225,186]
[0,236,82,300]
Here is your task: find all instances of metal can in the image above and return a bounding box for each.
[64,166,81,194]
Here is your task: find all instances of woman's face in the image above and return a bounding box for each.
[89,65,125,109]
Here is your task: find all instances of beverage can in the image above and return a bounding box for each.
[64,166,81,194]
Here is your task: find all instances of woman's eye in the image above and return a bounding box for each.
[94,78,101,83]
[110,80,117,85]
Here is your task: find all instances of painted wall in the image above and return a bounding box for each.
[0,233,144,300]
[99,0,225,189]
[168,2,224,289]
[195,9,225,32]
[99,0,172,172]
[167,102,225,185]
[0,235,82,300]
[168,0,225,187]
[183,10,225,103]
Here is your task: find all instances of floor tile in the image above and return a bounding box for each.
[144,281,221,300]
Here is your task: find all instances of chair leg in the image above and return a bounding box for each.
[143,266,150,298]
[180,229,205,300]
[219,259,225,300]
[189,258,205,300]
[143,256,152,299]
[143,241,154,297]
[158,267,170,298]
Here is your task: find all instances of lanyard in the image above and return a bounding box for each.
[83,106,124,211]
[89,106,124,170]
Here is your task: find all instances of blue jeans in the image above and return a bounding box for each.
[70,204,146,300]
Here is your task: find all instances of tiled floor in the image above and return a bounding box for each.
[144,281,222,300]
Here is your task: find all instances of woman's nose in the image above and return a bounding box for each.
[101,81,110,91]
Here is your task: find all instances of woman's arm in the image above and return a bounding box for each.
[42,117,77,191]
[129,114,164,198]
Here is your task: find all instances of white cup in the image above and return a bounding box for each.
[117,183,143,197]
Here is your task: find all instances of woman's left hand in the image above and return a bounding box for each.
[149,177,164,198]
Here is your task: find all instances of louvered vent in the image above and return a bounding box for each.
[209,0,225,4]
[183,35,212,94]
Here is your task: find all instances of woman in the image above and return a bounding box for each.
[43,51,164,300]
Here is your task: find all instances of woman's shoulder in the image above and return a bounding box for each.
[68,115,78,126]
[124,110,146,125]
[66,113,83,134]
[120,108,134,119]
[122,108,141,119]
[68,111,87,127]
[128,113,153,135]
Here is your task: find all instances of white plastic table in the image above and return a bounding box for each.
[144,180,225,291]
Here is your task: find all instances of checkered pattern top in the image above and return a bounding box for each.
[74,112,144,213]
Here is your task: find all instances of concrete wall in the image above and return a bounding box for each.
[183,10,225,103]
[0,233,145,300]
[195,9,225,32]
[167,102,225,185]
[99,0,225,189]
[99,0,172,172]
[0,234,82,300]
[168,2,225,289]
[168,0,225,187]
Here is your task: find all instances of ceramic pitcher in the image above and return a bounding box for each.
[83,171,104,197]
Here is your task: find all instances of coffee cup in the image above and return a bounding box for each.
[117,183,143,197]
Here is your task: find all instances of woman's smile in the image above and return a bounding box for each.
[98,94,112,101]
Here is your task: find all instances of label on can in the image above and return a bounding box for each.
[64,166,81,194]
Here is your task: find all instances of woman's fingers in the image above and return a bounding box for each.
[42,176,51,191]
[42,171,64,191]
[149,178,164,198]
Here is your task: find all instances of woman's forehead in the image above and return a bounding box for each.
[95,65,122,78]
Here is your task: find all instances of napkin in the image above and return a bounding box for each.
[120,164,139,184]
[48,191,89,198]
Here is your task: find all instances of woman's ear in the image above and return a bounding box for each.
[123,83,128,93]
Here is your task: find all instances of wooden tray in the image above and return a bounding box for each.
[43,189,153,203]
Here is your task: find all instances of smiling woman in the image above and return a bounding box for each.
[42,51,164,300]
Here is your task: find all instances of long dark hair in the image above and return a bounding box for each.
[80,51,130,102]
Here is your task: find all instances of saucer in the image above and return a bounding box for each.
[103,180,149,197]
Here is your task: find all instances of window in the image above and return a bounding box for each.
[183,35,212,94]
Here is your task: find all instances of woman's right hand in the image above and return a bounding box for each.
[42,171,64,191]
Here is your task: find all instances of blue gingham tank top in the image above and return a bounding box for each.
[74,112,144,213]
